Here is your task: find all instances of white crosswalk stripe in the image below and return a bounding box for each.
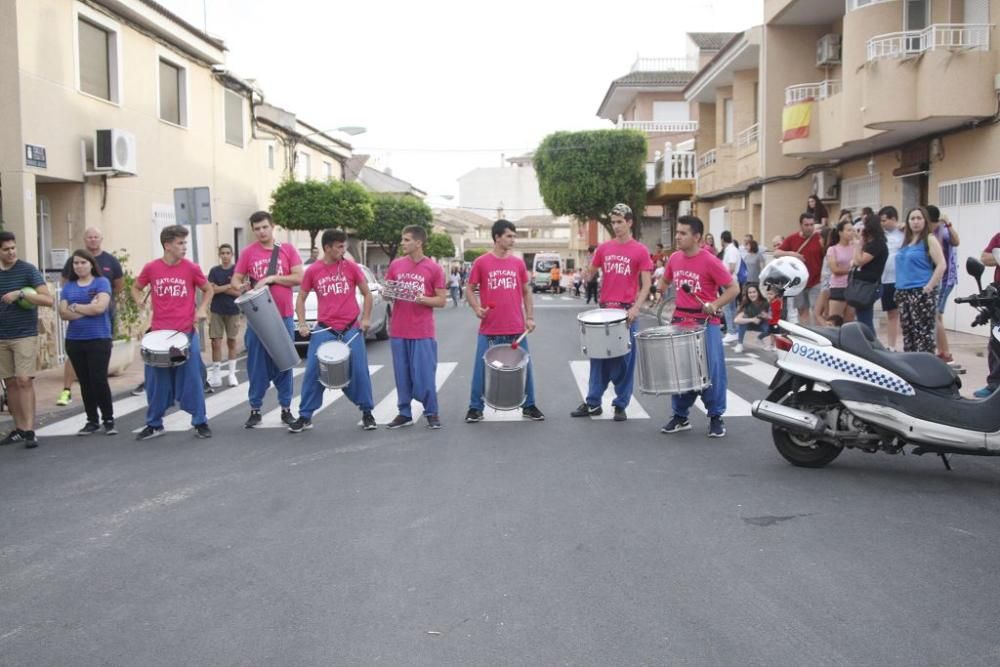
[37,395,149,437]
[366,362,458,425]
[259,365,382,428]
[569,360,650,420]
[481,406,526,422]
[729,357,777,386]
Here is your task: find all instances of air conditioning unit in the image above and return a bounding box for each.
[94,129,137,174]
[816,34,842,67]
[812,169,839,200]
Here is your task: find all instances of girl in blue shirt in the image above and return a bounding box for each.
[893,207,945,353]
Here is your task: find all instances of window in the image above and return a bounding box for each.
[158,58,186,126]
[296,152,310,180]
[77,13,120,103]
[652,101,689,122]
[267,144,275,169]
[841,174,881,211]
[723,98,735,144]
[224,89,244,147]
[324,161,333,180]
[938,183,959,207]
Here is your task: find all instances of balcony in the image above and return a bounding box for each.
[735,123,759,157]
[784,80,841,106]
[867,24,990,61]
[698,149,718,170]
[696,145,737,196]
[631,56,697,72]
[649,145,696,201]
[616,118,699,134]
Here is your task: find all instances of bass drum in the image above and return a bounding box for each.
[235,286,299,372]
[635,325,710,395]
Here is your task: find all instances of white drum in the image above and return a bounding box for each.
[316,340,351,389]
[141,330,190,368]
[578,308,631,359]
[235,286,299,372]
[635,325,710,395]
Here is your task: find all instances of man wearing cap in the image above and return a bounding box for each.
[571,204,652,422]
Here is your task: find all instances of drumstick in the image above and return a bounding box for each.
[680,283,708,307]
[510,330,529,349]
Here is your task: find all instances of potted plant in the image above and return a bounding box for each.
[108,249,147,376]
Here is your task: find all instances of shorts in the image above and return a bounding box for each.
[829,287,846,302]
[209,313,241,339]
[880,283,897,312]
[0,336,38,379]
[793,284,822,312]
[937,283,955,314]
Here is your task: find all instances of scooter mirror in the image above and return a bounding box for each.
[966,256,985,290]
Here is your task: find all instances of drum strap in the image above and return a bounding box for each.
[318,318,359,340]
[674,306,709,324]
[599,302,633,310]
[266,244,281,277]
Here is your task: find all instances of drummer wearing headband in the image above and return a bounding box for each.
[657,215,739,438]
[132,225,213,441]
[231,211,303,429]
[464,219,545,423]
[384,225,448,429]
[288,229,376,433]
[571,203,652,421]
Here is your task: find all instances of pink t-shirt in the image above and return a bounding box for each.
[234,242,301,317]
[468,253,530,335]
[592,239,654,306]
[136,258,207,333]
[301,259,365,331]
[827,243,854,289]
[386,256,446,339]
[664,249,733,325]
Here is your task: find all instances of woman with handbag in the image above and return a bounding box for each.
[847,217,888,333]
[826,219,857,323]
[894,207,946,353]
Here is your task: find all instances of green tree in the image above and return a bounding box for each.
[534,129,648,236]
[464,248,487,262]
[270,179,337,251]
[354,195,433,262]
[425,232,455,259]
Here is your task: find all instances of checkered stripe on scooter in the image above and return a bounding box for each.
[814,350,915,396]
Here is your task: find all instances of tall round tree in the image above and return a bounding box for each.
[270,179,337,251]
[354,195,433,262]
[425,232,456,260]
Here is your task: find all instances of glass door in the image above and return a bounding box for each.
[904,0,930,53]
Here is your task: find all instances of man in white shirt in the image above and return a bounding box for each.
[879,206,905,350]
[720,230,742,344]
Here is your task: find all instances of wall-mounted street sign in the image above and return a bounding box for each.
[25,145,46,168]
[173,187,212,226]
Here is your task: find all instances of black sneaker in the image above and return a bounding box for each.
[244,410,262,429]
[708,416,726,438]
[194,423,213,439]
[287,417,313,433]
[362,411,377,430]
[0,429,24,446]
[386,415,413,429]
[136,425,165,441]
[660,416,691,434]
[280,408,295,426]
[23,431,38,449]
[521,405,545,421]
[426,414,441,429]
[464,409,483,423]
[131,382,146,396]
[103,421,118,435]
[613,406,627,422]
[77,422,100,436]
[570,402,602,417]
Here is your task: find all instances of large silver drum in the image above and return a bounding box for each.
[235,286,299,372]
[316,340,351,389]
[141,330,190,368]
[578,308,631,359]
[482,345,529,410]
[636,325,710,395]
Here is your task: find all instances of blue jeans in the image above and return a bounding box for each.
[245,316,295,410]
[469,333,536,410]
[585,319,638,410]
[737,321,771,344]
[391,338,439,418]
[299,327,374,419]
[723,300,737,335]
[671,323,727,419]
[144,331,207,428]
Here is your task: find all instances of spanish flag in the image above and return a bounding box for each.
[782,100,813,141]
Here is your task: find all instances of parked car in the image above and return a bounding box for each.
[293,264,390,356]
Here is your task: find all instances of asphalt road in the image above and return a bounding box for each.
[3,298,1000,666]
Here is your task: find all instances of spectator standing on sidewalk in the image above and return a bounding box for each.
[849,216,888,333]
[448,267,462,307]
[584,246,600,304]
[57,227,122,407]
[825,219,856,323]
[879,206,905,348]
[58,250,116,436]
[744,240,765,285]
[894,207,945,353]
[927,205,961,364]
[207,244,241,388]
[806,195,830,228]
[975,233,1000,397]
[0,231,54,448]
[775,212,824,324]
[720,231,742,344]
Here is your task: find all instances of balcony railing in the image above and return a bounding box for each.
[785,80,842,105]
[616,117,699,133]
[654,143,697,184]
[846,0,893,11]
[736,123,760,151]
[631,56,697,72]
[698,149,718,170]
[867,24,991,61]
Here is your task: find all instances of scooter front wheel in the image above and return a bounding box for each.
[766,387,843,468]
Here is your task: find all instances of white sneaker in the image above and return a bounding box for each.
[227,372,238,387]
[733,343,744,353]
[207,365,222,388]
[722,333,738,345]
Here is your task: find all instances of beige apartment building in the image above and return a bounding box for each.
[0,0,351,281]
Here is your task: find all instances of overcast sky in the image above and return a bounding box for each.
[161,0,762,208]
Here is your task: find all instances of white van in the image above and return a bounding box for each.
[531,253,561,293]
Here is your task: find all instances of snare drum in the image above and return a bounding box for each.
[316,340,352,389]
[141,330,190,368]
[635,325,710,395]
[482,345,529,410]
[577,308,631,359]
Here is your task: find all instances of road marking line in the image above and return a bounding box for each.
[569,360,650,420]
[260,365,382,427]
[481,406,527,422]
[38,395,149,436]
[366,362,458,425]
[728,357,777,386]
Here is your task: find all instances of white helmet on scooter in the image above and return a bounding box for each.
[759,256,809,297]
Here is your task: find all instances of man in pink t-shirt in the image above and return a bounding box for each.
[571,203,652,422]
[289,228,376,433]
[464,219,545,423]
[658,215,740,438]
[384,225,448,429]
[132,225,213,441]
[231,211,303,429]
